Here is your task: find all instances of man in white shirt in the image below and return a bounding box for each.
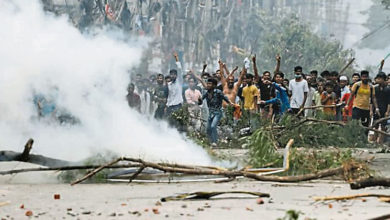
[166,52,184,116]
[289,66,309,116]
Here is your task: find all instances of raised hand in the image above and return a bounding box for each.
[276,54,281,62]
[173,52,179,61]
[252,54,256,63]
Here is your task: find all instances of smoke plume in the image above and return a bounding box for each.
[0,0,212,165]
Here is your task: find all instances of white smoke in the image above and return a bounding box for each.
[0,0,212,165]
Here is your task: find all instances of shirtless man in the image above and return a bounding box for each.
[218,60,246,107]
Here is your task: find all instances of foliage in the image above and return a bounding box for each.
[257,15,355,79]
[247,129,280,167]
[277,210,305,220]
[246,121,371,177]
[382,0,390,9]
[276,115,368,149]
[58,151,118,183]
[45,1,358,76]
[169,104,191,128]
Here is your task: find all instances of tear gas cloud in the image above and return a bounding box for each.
[0,0,212,165]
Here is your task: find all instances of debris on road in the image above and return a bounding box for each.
[161,191,270,202]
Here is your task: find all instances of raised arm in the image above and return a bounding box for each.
[223,63,231,76]
[190,70,207,88]
[252,54,260,82]
[234,66,246,91]
[274,54,281,74]
[174,52,183,85]
[219,60,227,87]
[229,66,239,77]
[202,63,207,75]
[379,59,385,73]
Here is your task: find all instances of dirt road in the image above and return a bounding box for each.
[1,180,390,219]
[1,148,390,219]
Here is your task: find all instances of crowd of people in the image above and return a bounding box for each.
[127,53,389,147]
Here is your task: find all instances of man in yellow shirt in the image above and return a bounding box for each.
[346,70,380,127]
[242,74,260,112]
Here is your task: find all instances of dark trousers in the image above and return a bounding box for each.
[154,106,165,119]
[166,104,182,116]
[352,107,370,127]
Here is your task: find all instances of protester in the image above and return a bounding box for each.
[220,62,245,107]
[289,66,309,115]
[185,77,202,107]
[153,74,168,119]
[313,81,324,115]
[321,81,337,119]
[237,77,248,103]
[320,70,331,81]
[310,70,318,89]
[304,75,316,117]
[125,53,390,146]
[198,78,234,147]
[138,78,151,115]
[253,55,274,118]
[351,73,361,85]
[339,76,351,98]
[126,83,141,112]
[166,52,184,116]
[242,74,260,112]
[260,72,291,116]
[346,70,379,127]
[340,91,353,122]
[373,72,390,143]
[282,79,290,95]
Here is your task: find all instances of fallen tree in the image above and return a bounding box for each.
[70,142,363,185]
[0,139,366,184]
[0,138,70,167]
[350,177,390,189]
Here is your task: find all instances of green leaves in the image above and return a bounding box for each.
[257,15,355,78]
[247,129,280,167]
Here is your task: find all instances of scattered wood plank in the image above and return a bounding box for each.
[368,214,390,220]
[339,58,355,75]
[71,157,123,185]
[371,116,390,128]
[161,191,270,202]
[296,104,343,117]
[0,164,140,176]
[0,201,10,207]
[313,193,390,201]
[350,177,390,189]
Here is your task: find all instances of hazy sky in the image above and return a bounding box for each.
[342,0,390,71]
